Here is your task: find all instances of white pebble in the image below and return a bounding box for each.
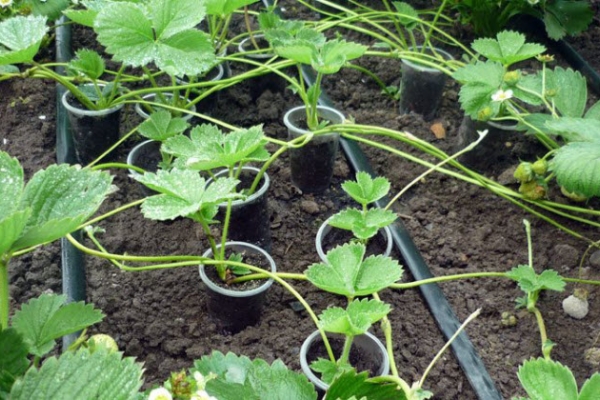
[562,295,589,319]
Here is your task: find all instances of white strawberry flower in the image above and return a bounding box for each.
[491,89,513,102]
[527,0,539,5]
[191,390,218,400]
[0,0,13,8]
[148,387,173,400]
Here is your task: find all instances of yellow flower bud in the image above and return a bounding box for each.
[503,71,520,86]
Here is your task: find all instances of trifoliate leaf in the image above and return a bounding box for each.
[342,172,390,206]
[392,2,419,30]
[543,1,593,40]
[163,124,269,171]
[135,170,240,220]
[68,49,105,80]
[544,67,587,118]
[94,0,216,77]
[194,351,316,400]
[11,294,104,358]
[0,15,49,65]
[550,142,600,198]
[10,348,143,400]
[319,299,390,336]
[312,39,367,75]
[517,358,578,400]
[0,328,29,394]
[326,370,407,400]
[328,208,396,241]
[453,61,504,118]
[138,110,189,141]
[545,117,600,142]
[471,31,545,67]
[305,243,402,297]
[506,266,565,294]
[13,164,114,251]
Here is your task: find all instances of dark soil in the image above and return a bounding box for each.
[4,3,600,400]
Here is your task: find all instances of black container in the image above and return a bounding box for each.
[126,140,161,196]
[199,241,275,334]
[399,47,453,121]
[61,88,123,165]
[212,167,272,252]
[284,105,345,194]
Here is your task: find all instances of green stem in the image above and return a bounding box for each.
[91,162,145,174]
[390,272,507,290]
[338,334,355,366]
[532,306,551,359]
[0,258,9,330]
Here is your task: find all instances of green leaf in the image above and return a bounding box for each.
[68,49,105,80]
[62,9,97,28]
[0,328,29,395]
[305,243,402,297]
[453,61,504,119]
[319,299,390,336]
[205,0,259,15]
[544,117,600,142]
[506,266,565,295]
[327,370,407,400]
[0,15,49,65]
[138,110,189,141]
[310,358,351,385]
[13,164,114,251]
[550,142,600,198]
[584,101,600,121]
[24,0,71,21]
[342,172,390,206]
[392,2,419,30]
[471,31,545,67]
[517,358,578,400]
[328,208,396,241]
[0,151,24,217]
[194,351,317,400]
[545,68,587,118]
[543,1,593,40]
[135,170,240,220]
[164,124,269,171]
[513,73,545,106]
[10,348,143,400]
[94,0,216,77]
[312,39,367,75]
[579,373,600,400]
[329,209,363,231]
[11,294,104,358]
[0,210,31,256]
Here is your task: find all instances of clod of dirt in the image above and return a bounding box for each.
[584,347,600,367]
[300,200,320,215]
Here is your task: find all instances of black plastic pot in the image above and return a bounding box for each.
[199,241,275,334]
[299,330,389,396]
[212,167,272,252]
[457,116,518,171]
[61,88,123,165]
[126,140,161,196]
[284,105,345,194]
[399,47,453,121]
[315,216,393,262]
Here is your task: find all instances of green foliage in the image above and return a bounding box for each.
[329,208,396,241]
[94,0,216,77]
[0,328,29,395]
[327,370,407,400]
[11,294,104,358]
[10,348,143,400]
[204,0,259,15]
[163,124,269,171]
[68,49,105,80]
[507,265,565,295]
[452,61,504,119]
[543,1,593,40]
[318,299,390,336]
[24,0,70,21]
[193,351,317,400]
[515,357,600,400]
[471,31,545,67]
[0,15,49,65]
[392,2,418,30]
[305,243,403,298]
[134,169,240,221]
[137,110,189,142]
[544,67,587,118]
[550,142,600,198]
[0,152,114,254]
[342,172,390,206]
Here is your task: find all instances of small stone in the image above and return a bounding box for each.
[590,250,600,267]
[497,166,517,185]
[300,200,320,215]
[562,294,589,319]
[585,347,600,367]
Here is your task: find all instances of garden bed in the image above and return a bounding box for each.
[4,2,600,398]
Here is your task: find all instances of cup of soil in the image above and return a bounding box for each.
[399,46,454,121]
[284,105,345,194]
[210,167,272,253]
[199,241,276,334]
[315,216,393,263]
[126,140,161,196]
[134,93,196,121]
[237,34,287,100]
[299,330,390,395]
[456,116,519,172]
[61,85,123,165]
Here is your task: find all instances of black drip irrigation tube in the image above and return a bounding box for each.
[54,3,600,396]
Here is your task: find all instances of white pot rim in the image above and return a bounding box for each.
[61,86,124,117]
[209,166,270,208]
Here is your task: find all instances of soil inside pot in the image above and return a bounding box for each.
[202,248,267,291]
[321,226,389,257]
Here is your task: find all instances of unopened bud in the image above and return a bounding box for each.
[503,71,520,85]
[531,159,547,175]
[514,162,534,183]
